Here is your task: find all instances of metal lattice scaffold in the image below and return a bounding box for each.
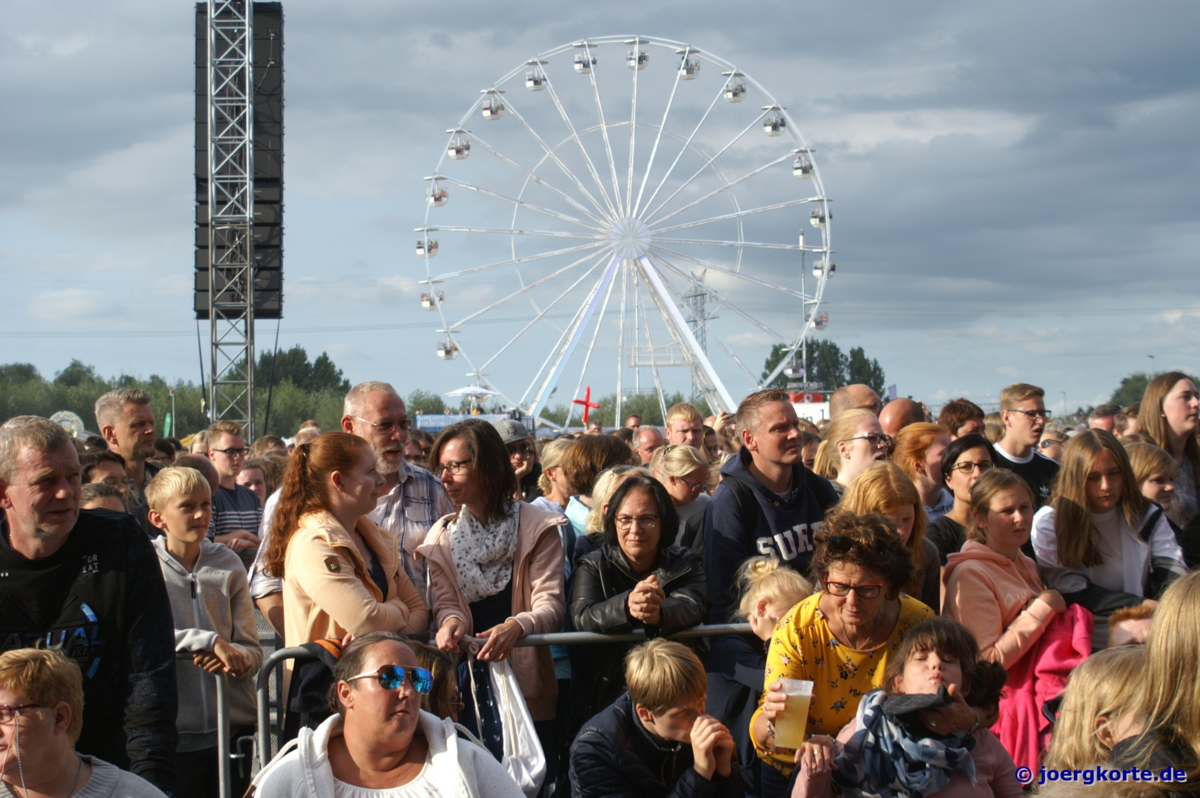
[206,0,255,434]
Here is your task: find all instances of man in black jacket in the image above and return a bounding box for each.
[0,416,177,792]
[570,639,743,798]
[703,390,838,622]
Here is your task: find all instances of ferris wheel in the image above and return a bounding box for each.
[417,35,834,423]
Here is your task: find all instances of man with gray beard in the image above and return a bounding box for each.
[249,382,453,635]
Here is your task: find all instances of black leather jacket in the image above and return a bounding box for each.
[567,543,709,723]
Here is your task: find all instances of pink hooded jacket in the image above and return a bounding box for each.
[417,501,567,721]
[942,541,1057,669]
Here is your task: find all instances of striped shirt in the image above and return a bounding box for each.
[208,484,262,542]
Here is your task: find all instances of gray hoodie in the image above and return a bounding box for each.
[153,538,262,751]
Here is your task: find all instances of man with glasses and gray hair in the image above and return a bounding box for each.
[250,382,453,635]
[995,382,1060,511]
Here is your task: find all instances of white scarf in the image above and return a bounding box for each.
[449,504,520,603]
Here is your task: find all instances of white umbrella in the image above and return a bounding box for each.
[444,386,502,399]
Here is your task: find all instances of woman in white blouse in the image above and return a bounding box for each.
[1031,429,1186,650]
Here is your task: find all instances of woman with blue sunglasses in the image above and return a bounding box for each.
[254,631,523,796]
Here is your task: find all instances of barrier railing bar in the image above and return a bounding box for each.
[256,646,315,770]
[463,622,752,647]
[176,652,240,798]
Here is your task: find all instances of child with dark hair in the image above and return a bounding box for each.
[794,617,1019,798]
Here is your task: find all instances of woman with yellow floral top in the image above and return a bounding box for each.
[750,513,980,785]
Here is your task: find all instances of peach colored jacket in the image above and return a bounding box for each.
[417,502,567,721]
[943,540,1056,669]
[282,510,429,651]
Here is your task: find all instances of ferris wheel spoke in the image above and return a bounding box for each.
[434,176,604,231]
[540,76,620,220]
[500,97,618,224]
[643,111,769,225]
[648,153,801,227]
[638,80,727,222]
[425,224,604,241]
[631,53,684,219]
[518,267,604,409]
[528,254,623,419]
[466,132,607,226]
[647,251,792,343]
[648,259,761,385]
[581,42,626,217]
[652,236,800,251]
[476,251,610,374]
[449,249,604,328]
[636,255,735,412]
[625,38,643,215]
[427,241,606,281]
[636,289,670,424]
[616,263,628,425]
[652,196,821,234]
[649,244,812,299]
[563,259,622,427]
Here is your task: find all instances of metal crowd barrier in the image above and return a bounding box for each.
[252,624,751,771]
[255,646,316,770]
[176,653,253,798]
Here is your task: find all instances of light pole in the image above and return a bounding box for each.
[1062,391,1067,418]
[1148,355,1156,376]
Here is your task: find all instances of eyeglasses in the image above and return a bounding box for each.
[948,460,995,475]
[404,454,425,464]
[0,704,43,724]
[507,442,535,457]
[615,514,660,531]
[1039,439,1065,450]
[434,459,472,477]
[210,447,248,458]
[823,581,883,599]
[843,433,891,447]
[1009,409,1052,420]
[345,665,434,694]
[678,475,706,493]
[354,416,411,435]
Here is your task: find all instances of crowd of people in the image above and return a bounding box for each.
[0,371,1198,798]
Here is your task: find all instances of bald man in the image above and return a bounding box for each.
[879,398,926,438]
[828,384,882,419]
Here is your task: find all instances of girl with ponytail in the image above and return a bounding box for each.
[264,433,428,662]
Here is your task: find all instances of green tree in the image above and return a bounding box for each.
[1110,373,1151,408]
[406,389,446,415]
[760,340,885,394]
[846,347,886,397]
[54,359,102,388]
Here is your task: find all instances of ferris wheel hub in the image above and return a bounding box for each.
[609,217,652,259]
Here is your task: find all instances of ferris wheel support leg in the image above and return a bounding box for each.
[636,256,735,414]
[528,255,622,421]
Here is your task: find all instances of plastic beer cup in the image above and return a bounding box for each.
[774,678,813,748]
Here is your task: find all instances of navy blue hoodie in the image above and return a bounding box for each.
[702,448,837,623]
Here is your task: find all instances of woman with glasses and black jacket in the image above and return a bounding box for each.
[568,475,709,730]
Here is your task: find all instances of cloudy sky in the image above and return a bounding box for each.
[3,0,1198,418]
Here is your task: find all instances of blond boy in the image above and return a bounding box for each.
[147,466,262,798]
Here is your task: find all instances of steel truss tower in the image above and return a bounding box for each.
[205,0,256,434]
